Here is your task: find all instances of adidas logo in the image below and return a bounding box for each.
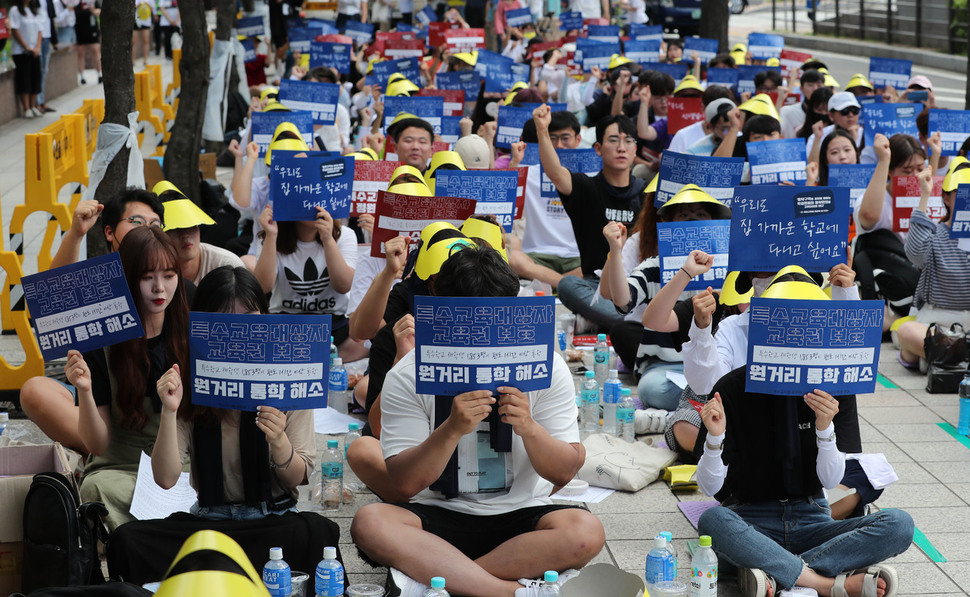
[284,258,331,297]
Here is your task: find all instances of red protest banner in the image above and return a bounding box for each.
[667,97,705,134]
[351,160,402,217]
[418,88,466,116]
[0,10,9,40]
[444,28,486,53]
[316,33,354,45]
[371,191,478,257]
[515,167,527,220]
[529,40,564,61]
[779,49,813,79]
[383,38,425,60]
[429,21,461,47]
[892,175,945,232]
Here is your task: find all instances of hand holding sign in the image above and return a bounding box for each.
[255,405,288,445]
[448,390,496,436]
[157,364,183,413]
[393,313,415,359]
[828,246,855,288]
[314,206,335,244]
[66,350,92,394]
[692,288,717,329]
[700,392,726,436]
[497,386,537,437]
[803,389,838,432]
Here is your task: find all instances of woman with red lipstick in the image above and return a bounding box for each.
[64,226,190,530]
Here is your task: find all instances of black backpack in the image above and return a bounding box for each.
[21,473,110,593]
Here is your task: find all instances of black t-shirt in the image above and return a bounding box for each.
[694,367,862,505]
[86,334,166,413]
[364,278,426,414]
[560,172,644,277]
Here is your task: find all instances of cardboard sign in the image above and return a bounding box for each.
[189,312,331,411]
[868,57,912,90]
[638,61,689,82]
[351,160,401,216]
[779,48,812,78]
[428,21,462,47]
[747,138,808,185]
[707,67,739,88]
[271,154,354,221]
[862,103,919,148]
[746,298,884,395]
[383,96,444,134]
[383,38,425,59]
[656,151,745,206]
[475,50,529,93]
[496,105,535,149]
[444,28,487,52]
[506,7,533,27]
[575,39,620,71]
[308,41,351,74]
[439,116,463,144]
[928,109,970,156]
[286,27,318,53]
[951,184,970,239]
[236,16,265,38]
[586,24,620,43]
[683,37,719,64]
[623,39,663,64]
[667,97,704,134]
[729,185,850,272]
[435,170,520,231]
[891,175,945,232]
[343,20,374,44]
[419,88,465,116]
[414,295,556,395]
[370,57,421,87]
[22,253,145,361]
[657,221,731,291]
[630,23,663,41]
[251,110,314,156]
[559,11,583,30]
[278,79,340,125]
[241,38,257,63]
[747,33,784,60]
[370,191,477,257]
[828,164,877,209]
[415,4,437,25]
[435,70,482,99]
[737,65,781,97]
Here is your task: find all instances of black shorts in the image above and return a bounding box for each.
[12,53,41,95]
[396,502,587,560]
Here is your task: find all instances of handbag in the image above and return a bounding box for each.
[924,323,969,393]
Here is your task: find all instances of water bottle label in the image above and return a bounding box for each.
[322,461,343,479]
[263,567,291,597]
[557,329,567,351]
[617,408,634,423]
[315,565,345,597]
[594,352,608,364]
[329,369,348,391]
[581,389,598,405]
[646,553,666,584]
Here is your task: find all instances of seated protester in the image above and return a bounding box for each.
[455,133,494,170]
[600,186,730,412]
[424,150,466,194]
[779,69,825,139]
[695,272,913,597]
[20,188,168,453]
[584,65,639,128]
[351,244,605,597]
[806,92,864,164]
[386,113,436,171]
[633,72,675,173]
[714,111,782,183]
[157,183,245,285]
[663,39,683,63]
[535,105,646,330]
[304,66,352,153]
[151,266,314,519]
[795,86,834,140]
[753,69,783,96]
[730,43,747,67]
[897,163,970,368]
[855,133,933,320]
[806,129,860,187]
[670,84,734,154]
[65,227,190,530]
[844,73,876,98]
[390,164,433,189]
[686,97,737,156]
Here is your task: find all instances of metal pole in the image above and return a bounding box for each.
[772,0,777,30]
[792,0,796,33]
[886,0,892,45]
[859,0,865,39]
[835,0,840,36]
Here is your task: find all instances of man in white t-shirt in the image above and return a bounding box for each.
[351,245,604,597]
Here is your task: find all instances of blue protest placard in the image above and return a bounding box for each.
[383,95,445,133]
[559,11,583,30]
[587,24,620,43]
[506,7,533,27]
[475,50,531,93]
[250,110,314,156]
[236,16,265,38]
[737,64,780,96]
[682,37,719,63]
[928,109,970,156]
[747,33,784,60]
[520,142,540,166]
[745,298,884,395]
[286,27,317,53]
[868,57,912,90]
[638,61,689,82]
[344,20,374,44]
[540,148,601,201]
[415,4,437,24]
[630,23,663,41]
[240,39,256,63]
[576,39,620,71]
[435,70,482,98]
[623,39,662,64]
[438,116,463,145]
[189,312,331,411]
[271,154,354,220]
[707,67,739,88]
[747,138,808,185]
[278,79,340,125]
[496,105,535,149]
[397,21,415,33]
[656,151,745,206]
[828,164,877,209]
[858,95,883,105]
[435,170,520,231]
[862,103,919,148]
[308,41,352,74]
[952,185,970,239]
[305,18,339,35]
[370,57,421,87]
[729,185,850,273]
[22,253,145,361]
[414,295,556,395]
[657,221,731,291]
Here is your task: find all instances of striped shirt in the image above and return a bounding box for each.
[905,209,970,311]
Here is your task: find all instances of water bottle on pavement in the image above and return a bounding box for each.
[602,370,622,436]
[329,358,349,414]
[593,333,609,385]
[262,547,291,597]
[659,531,677,580]
[556,320,567,355]
[0,412,7,436]
[314,546,344,597]
[646,535,671,593]
[580,371,600,433]
[690,535,718,597]
[959,373,970,435]
[538,570,560,596]
[617,388,636,442]
[329,336,338,367]
[423,576,450,596]
[321,440,343,511]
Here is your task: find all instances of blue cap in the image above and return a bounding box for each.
[597,333,607,340]
[349,422,360,431]
[327,439,338,449]
[430,577,446,589]
[585,371,595,378]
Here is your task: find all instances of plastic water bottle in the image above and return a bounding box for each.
[602,370,622,436]
[580,371,600,433]
[617,388,636,442]
[645,535,671,592]
[690,535,718,597]
[262,547,292,597]
[329,357,349,414]
[538,570,560,596]
[0,412,8,436]
[556,320,567,355]
[423,576,450,596]
[593,333,610,385]
[959,373,970,436]
[321,440,343,511]
[314,546,344,597]
[329,335,338,367]
[345,422,361,459]
[660,531,677,580]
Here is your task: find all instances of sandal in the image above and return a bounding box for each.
[832,565,898,597]
[895,351,919,371]
[738,567,777,597]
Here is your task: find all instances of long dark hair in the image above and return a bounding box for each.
[818,128,859,186]
[631,195,661,262]
[111,227,189,431]
[17,0,37,16]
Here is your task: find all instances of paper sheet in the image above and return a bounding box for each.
[665,371,688,389]
[553,484,615,503]
[314,407,364,434]
[129,452,197,520]
[677,500,720,529]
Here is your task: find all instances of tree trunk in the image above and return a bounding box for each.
[202,0,238,155]
[701,0,730,53]
[89,0,135,258]
[163,0,210,201]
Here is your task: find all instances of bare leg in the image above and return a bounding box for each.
[672,421,699,454]
[508,249,563,289]
[338,336,369,362]
[91,43,102,77]
[353,375,369,408]
[76,46,86,80]
[367,394,383,438]
[796,566,886,597]
[897,321,928,363]
[20,377,87,453]
[346,437,409,503]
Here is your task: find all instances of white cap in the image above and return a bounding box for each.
[0,412,8,423]
[655,536,666,548]
[333,357,343,367]
[324,546,337,559]
[269,547,283,560]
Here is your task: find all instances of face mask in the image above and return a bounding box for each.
[751,276,772,297]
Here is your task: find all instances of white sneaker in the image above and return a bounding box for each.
[31,107,43,117]
[386,567,428,597]
[634,408,669,434]
[23,109,34,119]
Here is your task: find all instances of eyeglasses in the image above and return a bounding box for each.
[123,215,163,228]
[838,106,860,117]
[603,136,637,148]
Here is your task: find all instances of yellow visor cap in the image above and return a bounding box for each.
[161,199,215,231]
[460,217,509,262]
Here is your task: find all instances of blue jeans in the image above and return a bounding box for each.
[636,359,683,410]
[190,501,299,521]
[698,499,914,589]
[557,276,624,330]
[38,38,51,105]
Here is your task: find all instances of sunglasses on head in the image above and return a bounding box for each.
[838,106,860,117]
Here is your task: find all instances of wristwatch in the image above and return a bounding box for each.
[705,439,723,451]
[816,432,837,443]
